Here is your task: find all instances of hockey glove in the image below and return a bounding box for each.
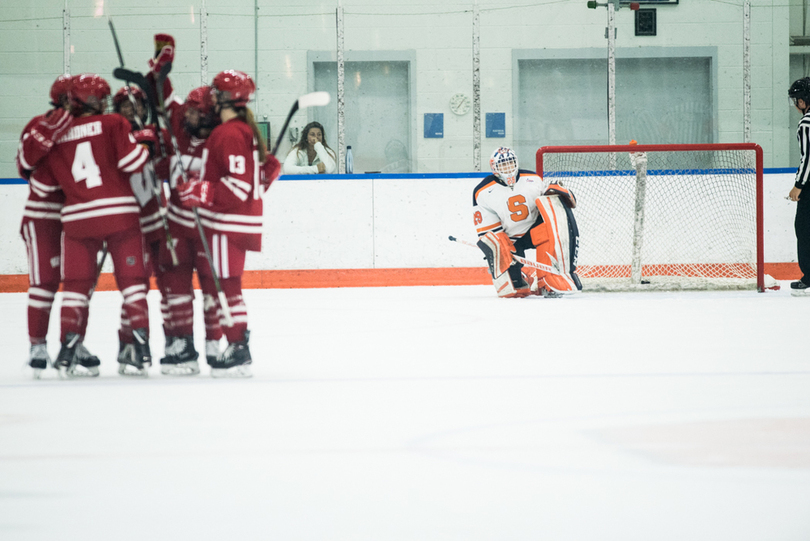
[544,183,576,209]
[29,108,73,154]
[133,127,159,156]
[177,172,213,208]
[260,155,282,189]
[148,34,175,76]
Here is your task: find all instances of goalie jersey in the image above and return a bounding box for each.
[472,169,549,241]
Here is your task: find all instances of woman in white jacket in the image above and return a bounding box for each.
[282,121,337,174]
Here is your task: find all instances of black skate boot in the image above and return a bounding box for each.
[70,341,101,377]
[28,343,50,379]
[118,328,151,377]
[790,280,810,297]
[210,331,252,378]
[54,333,81,379]
[160,335,200,376]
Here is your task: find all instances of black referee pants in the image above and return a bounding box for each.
[796,196,810,285]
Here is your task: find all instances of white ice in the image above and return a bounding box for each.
[1,284,809,540]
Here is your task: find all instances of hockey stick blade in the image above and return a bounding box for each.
[113,67,149,89]
[298,91,330,109]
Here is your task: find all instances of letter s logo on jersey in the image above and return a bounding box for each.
[473,210,483,225]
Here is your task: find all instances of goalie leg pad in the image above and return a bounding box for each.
[477,231,515,279]
[492,266,531,298]
[531,195,582,293]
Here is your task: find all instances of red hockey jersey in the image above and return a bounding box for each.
[48,114,150,239]
[17,115,66,232]
[197,118,263,252]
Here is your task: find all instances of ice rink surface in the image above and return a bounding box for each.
[1,283,809,540]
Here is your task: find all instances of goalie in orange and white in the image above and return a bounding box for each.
[472,147,581,298]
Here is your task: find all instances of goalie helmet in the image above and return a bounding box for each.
[211,70,255,108]
[69,74,111,115]
[490,147,519,188]
[789,77,810,105]
[49,74,73,107]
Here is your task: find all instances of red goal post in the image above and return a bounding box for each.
[536,143,767,292]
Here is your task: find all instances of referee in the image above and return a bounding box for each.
[788,77,810,296]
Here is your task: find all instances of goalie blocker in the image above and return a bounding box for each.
[478,189,581,298]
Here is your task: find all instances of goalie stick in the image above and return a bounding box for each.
[108,18,179,266]
[447,235,565,276]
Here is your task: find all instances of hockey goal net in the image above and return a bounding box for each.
[536,143,767,292]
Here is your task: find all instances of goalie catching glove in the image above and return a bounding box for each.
[177,172,213,208]
[543,183,576,209]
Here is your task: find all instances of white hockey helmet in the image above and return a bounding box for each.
[490,147,518,187]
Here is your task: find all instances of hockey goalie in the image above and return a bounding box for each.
[472,147,581,298]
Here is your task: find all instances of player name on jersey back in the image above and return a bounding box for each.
[57,121,103,144]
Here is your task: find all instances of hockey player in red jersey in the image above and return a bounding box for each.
[176,70,280,377]
[473,147,581,298]
[157,84,226,375]
[112,83,177,367]
[140,33,227,375]
[44,73,153,378]
[16,74,103,378]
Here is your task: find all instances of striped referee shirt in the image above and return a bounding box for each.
[796,110,810,189]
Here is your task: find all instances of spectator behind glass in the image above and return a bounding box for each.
[281,121,337,175]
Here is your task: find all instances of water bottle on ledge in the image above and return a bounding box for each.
[345,145,354,174]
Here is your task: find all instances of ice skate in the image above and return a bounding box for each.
[69,342,101,377]
[790,280,809,297]
[160,335,200,376]
[205,339,220,367]
[28,343,50,379]
[210,331,252,378]
[117,328,151,377]
[53,333,81,379]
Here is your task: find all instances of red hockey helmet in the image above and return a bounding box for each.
[69,73,111,115]
[49,74,73,107]
[186,85,214,117]
[211,70,255,108]
[113,86,147,110]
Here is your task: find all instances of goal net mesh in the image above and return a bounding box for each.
[536,144,763,291]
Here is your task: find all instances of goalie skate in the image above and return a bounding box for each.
[28,343,50,379]
[210,331,253,379]
[160,336,200,376]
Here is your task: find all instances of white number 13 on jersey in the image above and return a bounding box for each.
[229,155,246,175]
[72,141,102,188]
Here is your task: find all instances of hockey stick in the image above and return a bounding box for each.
[448,235,564,276]
[108,20,179,266]
[270,91,330,155]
